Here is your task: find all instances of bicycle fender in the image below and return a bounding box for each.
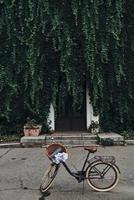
[113,163,120,173]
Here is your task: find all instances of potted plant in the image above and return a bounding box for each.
[88,120,100,134]
[23,119,42,136]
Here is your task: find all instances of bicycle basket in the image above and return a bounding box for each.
[46,143,67,160]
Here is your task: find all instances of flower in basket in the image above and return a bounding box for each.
[23,119,42,136]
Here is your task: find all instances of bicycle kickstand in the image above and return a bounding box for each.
[82,180,85,195]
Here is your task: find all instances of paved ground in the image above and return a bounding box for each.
[0,146,134,200]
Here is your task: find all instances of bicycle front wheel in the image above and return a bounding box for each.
[40,163,59,193]
[86,161,119,192]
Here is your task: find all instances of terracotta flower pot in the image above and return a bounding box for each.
[24,125,42,136]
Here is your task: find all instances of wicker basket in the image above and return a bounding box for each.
[46,143,67,160]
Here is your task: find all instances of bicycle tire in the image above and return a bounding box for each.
[40,163,59,193]
[86,161,119,192]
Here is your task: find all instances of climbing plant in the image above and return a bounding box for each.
[0,0,134,133]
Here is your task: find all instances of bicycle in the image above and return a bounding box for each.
[40,143,120,193]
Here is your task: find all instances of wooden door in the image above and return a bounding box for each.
[55,90,86,131]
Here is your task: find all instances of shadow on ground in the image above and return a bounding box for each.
[39,191,51,200]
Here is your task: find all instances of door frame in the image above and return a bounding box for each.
[47,88,99,131]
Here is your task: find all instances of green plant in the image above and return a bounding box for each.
[24,118,41,129]
[42,120,54,134]
[120,131,134,140]
[88,121,100,133]
[0,0,134,133]
[100,138,114,146]
[0,134,22,143]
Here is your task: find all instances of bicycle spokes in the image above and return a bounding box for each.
[86,161,119,192]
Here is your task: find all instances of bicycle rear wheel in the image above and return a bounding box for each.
[86,161,119,192]
[40,163,59,193]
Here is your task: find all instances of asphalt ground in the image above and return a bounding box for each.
[0,146,134,200]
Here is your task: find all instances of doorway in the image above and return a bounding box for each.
[55,88,86,131]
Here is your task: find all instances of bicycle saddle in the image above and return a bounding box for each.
[84,146,97,153]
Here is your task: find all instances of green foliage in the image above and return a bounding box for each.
[0,0,134,133]
[120,131,134,140]
[0,133,22,143]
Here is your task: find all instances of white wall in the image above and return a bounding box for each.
[47,104,55,131]
[86,88,99,130]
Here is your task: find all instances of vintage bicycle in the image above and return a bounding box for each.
[40,143,120,193]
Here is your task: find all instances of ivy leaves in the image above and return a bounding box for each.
[0,0,134,132]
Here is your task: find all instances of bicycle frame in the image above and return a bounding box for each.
[59,151,91,182]
[57,151,119,183]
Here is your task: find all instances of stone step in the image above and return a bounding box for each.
[20,132,124,147]
[21,134,97,147]
[46,139,97,146]
[46,135,97,141]
[98,132,124,145]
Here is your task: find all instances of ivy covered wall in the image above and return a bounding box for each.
[0,0,134,133]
